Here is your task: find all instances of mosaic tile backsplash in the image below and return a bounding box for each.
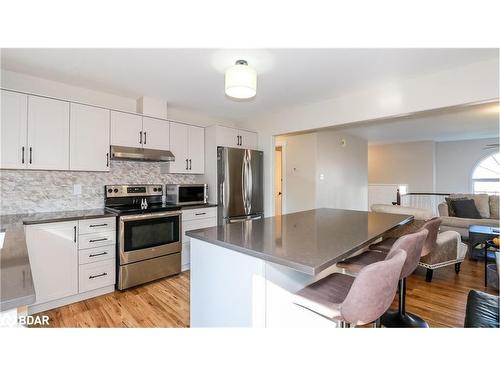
[0,161,196,214]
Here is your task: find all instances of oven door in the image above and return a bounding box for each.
[119,211,181,265]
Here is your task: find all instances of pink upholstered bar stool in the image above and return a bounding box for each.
[336,230,429,328]
[369,217,442,282]
[293,249,407,328]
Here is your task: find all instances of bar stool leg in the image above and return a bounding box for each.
[380,278,429,328]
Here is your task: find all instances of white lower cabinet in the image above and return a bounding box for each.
[79,259,115,293]
[25,217,116,314]
[182,207,217,270]
[25,221,78,306]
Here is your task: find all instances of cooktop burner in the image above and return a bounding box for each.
[105,203,181,215]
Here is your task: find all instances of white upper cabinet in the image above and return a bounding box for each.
[169,121,205,174]
[188,125,205,174]
[27,95,70,170]
[238,129,258,149]
[169,122,189,173]
[110,111,143,148]
[1,90,28,169]
[70,103,110,171]
[142,117,170,150]
[215,126,258,149]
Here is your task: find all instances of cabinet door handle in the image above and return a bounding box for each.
[144,131,147,144]
[186,159,189,170]
[89,223,108,228]
[89,238,108,243]
[21,146,25,164]
[89,272,107,280]
[189,159,192,170]
[195,212,206,216]
[89,251,108,258]
[237,135,240,146]
[106,152,109,167]
[73,226,77,243]
[139,131,143,144]
[29,147,33,164]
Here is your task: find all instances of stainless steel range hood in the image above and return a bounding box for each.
[110,145,175,162]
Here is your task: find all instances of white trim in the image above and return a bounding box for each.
[28,285,115,315]
[471,151,500,193]
[274,140,287,215]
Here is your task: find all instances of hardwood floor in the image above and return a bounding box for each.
[33,259,498,328]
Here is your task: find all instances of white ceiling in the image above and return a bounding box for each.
[1,48,498,122]
[336,102,499,144]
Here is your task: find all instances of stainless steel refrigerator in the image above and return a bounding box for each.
[217,146,264,225]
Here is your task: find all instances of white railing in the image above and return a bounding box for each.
[400,193,449,216]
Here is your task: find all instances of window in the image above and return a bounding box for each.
[472,152,500,194]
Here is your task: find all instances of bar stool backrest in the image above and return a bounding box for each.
[420,217,442,257]
[386,229,428,279]
[340,249,407,325]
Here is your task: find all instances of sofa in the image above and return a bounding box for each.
[438,194,499,239]
[371,204,467,281]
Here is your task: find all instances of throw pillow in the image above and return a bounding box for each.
[450,193,490,218]
[451,199,481,219]
[445,197,468,217]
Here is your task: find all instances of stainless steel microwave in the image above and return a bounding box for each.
[166,184,208,206]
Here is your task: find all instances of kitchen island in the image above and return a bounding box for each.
[186,208,413,327]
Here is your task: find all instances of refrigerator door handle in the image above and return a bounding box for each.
[246,150,253,214]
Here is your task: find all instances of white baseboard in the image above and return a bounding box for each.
[28,285,115,315]
[181,263,190,272]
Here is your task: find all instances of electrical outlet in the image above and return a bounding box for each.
[73,184,82,195]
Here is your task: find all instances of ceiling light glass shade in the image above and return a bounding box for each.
[225,60,257,99]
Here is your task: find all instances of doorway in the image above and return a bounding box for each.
[275,145,283,215]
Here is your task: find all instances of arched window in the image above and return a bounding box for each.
[472,152,500,194]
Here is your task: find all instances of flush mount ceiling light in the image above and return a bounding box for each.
[225,60,257,99]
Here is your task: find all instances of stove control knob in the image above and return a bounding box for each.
[158,187,162,191]
[114,188,118,193]
[153,188,157,192]
[107,188,113,193]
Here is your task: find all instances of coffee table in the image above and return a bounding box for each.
[468,225,500,286]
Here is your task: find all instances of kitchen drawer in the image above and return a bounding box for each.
[182,217,217,243]
[79,259,115,293]
[79,231,116,250]
[182,207,217,221]
[79,245,115,265]
[79,217,116,234]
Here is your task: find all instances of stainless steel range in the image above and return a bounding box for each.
[104,184,182,290]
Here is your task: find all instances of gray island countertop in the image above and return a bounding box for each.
[187,208,413,275]
[0,209,116,312]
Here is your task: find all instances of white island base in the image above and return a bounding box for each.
[190,238,341,328]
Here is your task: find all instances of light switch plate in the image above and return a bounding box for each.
[73,184,82,195]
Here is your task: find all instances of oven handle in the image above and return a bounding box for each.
[119,211,182,222]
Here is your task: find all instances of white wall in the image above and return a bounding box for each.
[435,137,499,193]
[276,130,367,214]
[244,59,498,216]
[276,133,317,213]
[316,131,368,210]
[368,141,435,192]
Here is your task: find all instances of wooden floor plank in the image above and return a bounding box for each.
[33,259,498,328]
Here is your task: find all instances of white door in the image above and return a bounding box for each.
[27,95,70,170]
[1,90,28,169]
[216,126,239,148]
[25,221,78,305]
[142,117,170,150]
[239,130,258,150]
[169,122,189,173]
[70,103,110,171]
[110,110,143,148]
[188,125,205,174]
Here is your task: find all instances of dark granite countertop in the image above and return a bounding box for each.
[0,209,116,312]
[186,208,413,275]
[22,208,116,225]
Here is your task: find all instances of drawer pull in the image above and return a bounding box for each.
[89,238,108,243]
[89,223,108,228]
[195,212,207,216]
[89,272,108,280]
[89,251,108,258]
